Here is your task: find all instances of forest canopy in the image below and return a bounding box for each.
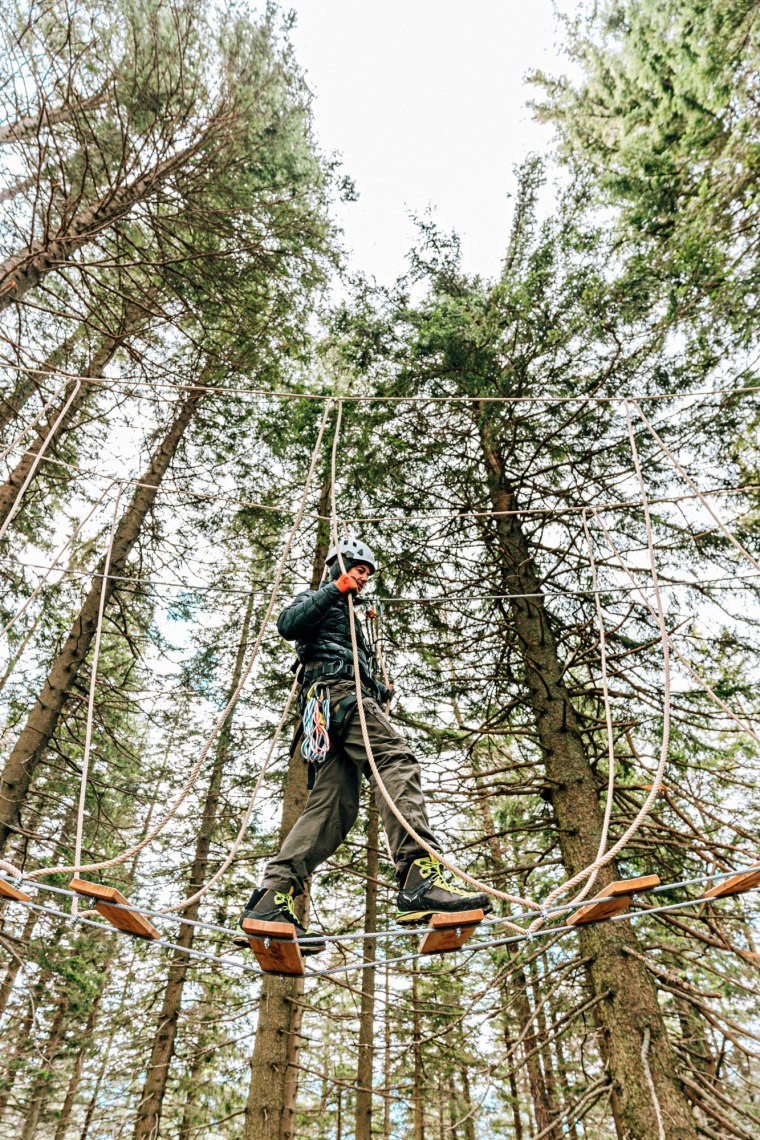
[0,2,758,1138]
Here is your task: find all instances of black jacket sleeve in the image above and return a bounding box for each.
[276,581,342,641]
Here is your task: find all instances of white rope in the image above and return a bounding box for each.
[72,484,124,917]
[23,445,760,527]
[162,674,300,914]
[2,356,759,405]
[328,399,536,924]
[528,402,673,929]
[0,376,71,465]
[0,379,82,543]
[633,400,760,576]
[563,510,617,908]
[641,1028,666,1140]
[23,401,333,884]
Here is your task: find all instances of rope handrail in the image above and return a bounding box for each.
[1,357,759,404]
[9,446,760,526]
[7,556,760,603]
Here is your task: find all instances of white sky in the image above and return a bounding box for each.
[286,1,578,285]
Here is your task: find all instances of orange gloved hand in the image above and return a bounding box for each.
[335,572,358,594]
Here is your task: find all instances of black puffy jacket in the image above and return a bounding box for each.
[277,581,386,695]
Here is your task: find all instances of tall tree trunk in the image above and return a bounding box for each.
[51,951,114,1140]
[412,960,425,1140]
[0,296,156,534]
[244,475,331,1140]
[0,133,215,313]
[355,801,379,1140]
[452,690,555,1136]
[477,416,696,1139]
[19,992,69,1140]
[133,591,255,1140]
[0,386,204,853]
[0,907,37,1020]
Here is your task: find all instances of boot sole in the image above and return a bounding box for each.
[234,934,326,956]
[396,903,494,927]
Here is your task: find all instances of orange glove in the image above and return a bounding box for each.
[335,572,358,594]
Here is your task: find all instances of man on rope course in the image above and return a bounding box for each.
[238,535,492,954]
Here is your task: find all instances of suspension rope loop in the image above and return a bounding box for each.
[328,398,537,922]
[528,403,674,931]
[592,509,760,748]
[23,400,334,884]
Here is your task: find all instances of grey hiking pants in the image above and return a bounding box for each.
[262,681,438,893]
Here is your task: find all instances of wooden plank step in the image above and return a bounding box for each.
[567,875,661,927]
[0,878,31,902]
[704,864,760,900]
[419,908,485,955]
[69,878,161,940]
[241,917,305,976]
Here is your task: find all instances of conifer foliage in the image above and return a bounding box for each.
[1,2,759,1138]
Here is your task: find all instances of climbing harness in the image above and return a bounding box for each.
[301,682,331,765]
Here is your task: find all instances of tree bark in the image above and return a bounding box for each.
[51,950,115,1140]
[0,95,105,146]
[244,473,331,1140]
[0,386,204,853]
[476,415,697,1139]
[133,591,255,1140]
[355,800,379,1140]
[19,993,69,1140]
[0,132,214,313]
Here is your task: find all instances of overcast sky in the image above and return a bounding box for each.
[286,1,578,285]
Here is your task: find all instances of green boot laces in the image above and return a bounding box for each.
[413,857,475,898]
[274,889,299,921]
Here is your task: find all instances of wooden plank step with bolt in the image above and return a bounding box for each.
[69,878,161,940]
[419,908,485,955]
[241,916,305,976]
[566,875,661,927]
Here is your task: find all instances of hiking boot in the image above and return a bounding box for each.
[396,856,493,926]
[235,886,326,955]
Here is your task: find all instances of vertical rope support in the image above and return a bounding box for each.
[0,379,83,544]
[529,403,673,929]
[72,483,124,916]
[328,398,536,918]
[24,400,334,884]
[592,507,760,747]
[641,1028,666,1140]
[1,479,117,640]
[633,399,760,575]
[562,509,618,906]
[0,377,72,465]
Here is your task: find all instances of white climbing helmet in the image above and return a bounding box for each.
[326,535,376,574]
